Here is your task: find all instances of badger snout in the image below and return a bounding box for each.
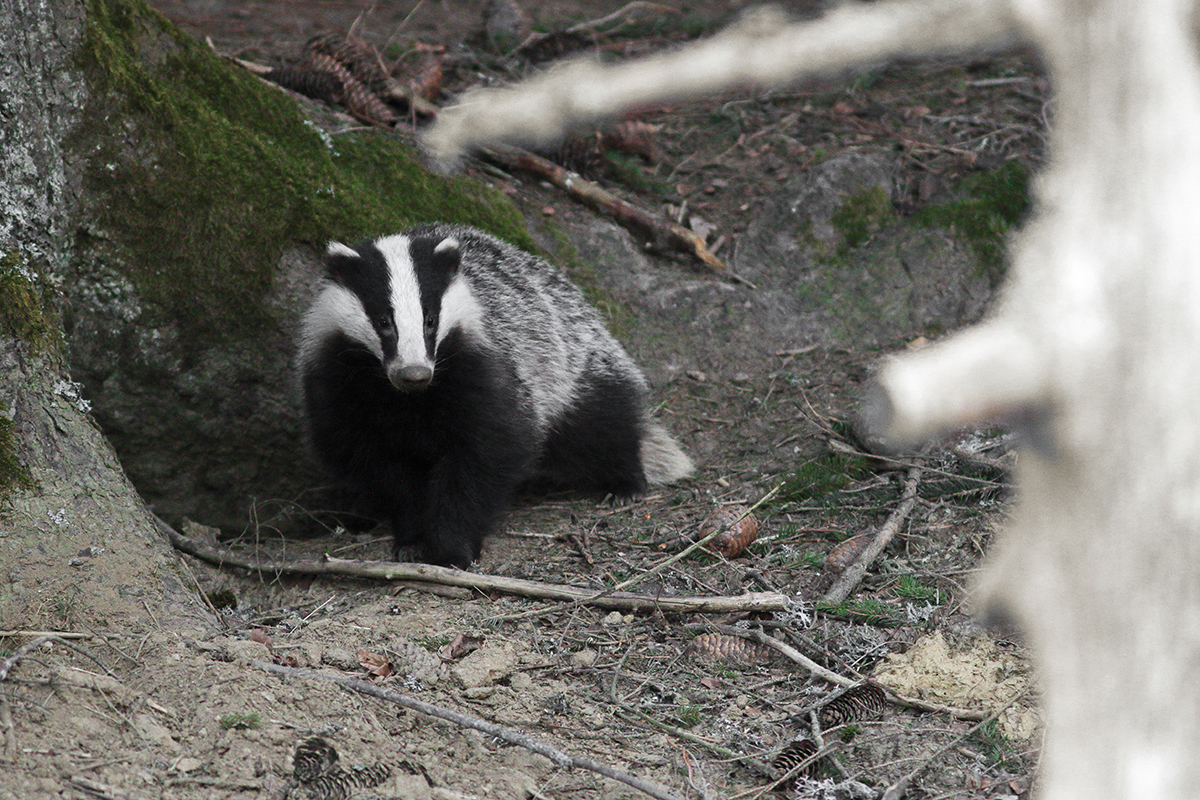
[388,362,433,391]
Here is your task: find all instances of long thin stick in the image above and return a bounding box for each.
[488,484,785,623]
[481,144,728,273]
[0,635,115,682]
[820,466,922,605]
[158,518,787,615]
[697,623,856,688]
[692,623,988,720]
[255,661,686,800]
[611,483,783,595]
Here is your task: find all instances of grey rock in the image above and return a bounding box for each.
[735,151,992,348]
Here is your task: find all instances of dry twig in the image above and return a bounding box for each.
[220,47,725,272]
[692,623,856,688]
[0,635,114,682]
[820,466,923,605]
[481,144,727,273]
[689,623,988,721]
[0,630,89,640]
[256,660,687,800]
[880,688,1028,800]
[158,518,787,615]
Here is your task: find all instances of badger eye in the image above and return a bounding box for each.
[423,315,437,335]
[376,316,393,332]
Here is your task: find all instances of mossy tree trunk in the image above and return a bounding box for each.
[0,0,207,634]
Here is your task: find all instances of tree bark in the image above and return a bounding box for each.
[0,0,209,634]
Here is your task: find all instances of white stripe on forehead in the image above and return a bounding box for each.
[374,234,432,368]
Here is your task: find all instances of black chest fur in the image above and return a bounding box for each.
[302,329,539,567]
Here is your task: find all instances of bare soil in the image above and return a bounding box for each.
[2,3,1049,799]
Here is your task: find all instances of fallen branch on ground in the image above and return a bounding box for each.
[158,518,788,615]
[0,635,114,682]
[820,465,923,605]
[255,660,686,800]
[515,2,679,52]
[0,630,89,640]
[480,144,729,274]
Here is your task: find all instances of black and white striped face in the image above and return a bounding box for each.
[301,232,482,392]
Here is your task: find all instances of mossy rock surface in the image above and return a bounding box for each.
[734,152,1003,349]
[62,0,538,532]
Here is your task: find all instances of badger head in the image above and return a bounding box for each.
[304,232,481,392]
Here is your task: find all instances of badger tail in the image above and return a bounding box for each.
[641,422,695,485]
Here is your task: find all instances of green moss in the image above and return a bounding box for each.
[0,253,50,505]
[914,160,1031,287]
[830,186,895,256]
[76,0,535,345]
[0,252,55,351]
[0,415,37,506]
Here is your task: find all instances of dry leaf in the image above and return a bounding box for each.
[398,43,444,101]
[439,633,484,661]
[358,649,393,680]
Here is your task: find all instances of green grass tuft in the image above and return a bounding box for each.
[817,597,906,627]
[779,452,879,505]
[219,712,261,730]
[891,575,944,605]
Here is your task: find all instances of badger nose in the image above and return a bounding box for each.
[389,363,432,391]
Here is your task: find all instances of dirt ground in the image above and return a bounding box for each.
[2,3,1050,799]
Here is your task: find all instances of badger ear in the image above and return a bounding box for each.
[432,237,460,273]
[324,241,358,280]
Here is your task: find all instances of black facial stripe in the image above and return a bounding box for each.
[407,233,461,356]
[408,235,458,303]
[326,241,397,358]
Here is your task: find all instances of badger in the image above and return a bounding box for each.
[298,223,693,568]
